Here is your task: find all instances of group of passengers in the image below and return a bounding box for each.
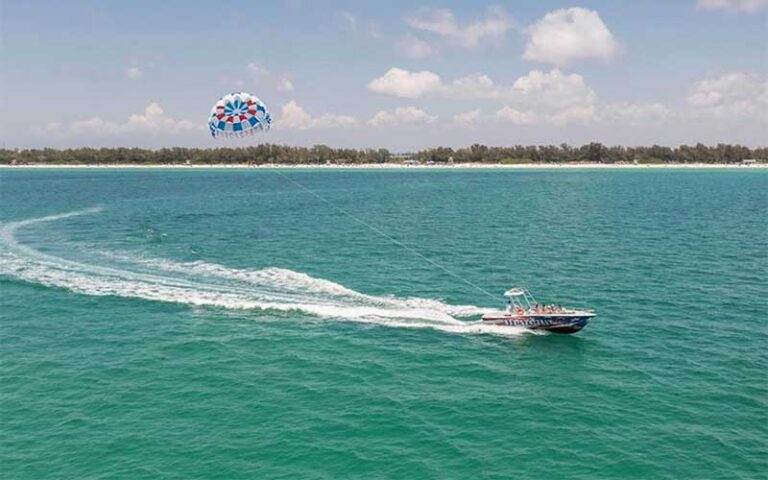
[534,304,564,314]
[508,303,565,315]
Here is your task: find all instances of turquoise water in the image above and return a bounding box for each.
[1,168,766,479]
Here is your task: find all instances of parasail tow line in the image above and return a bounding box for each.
[273,170,499,302]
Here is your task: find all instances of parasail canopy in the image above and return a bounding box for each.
[208,92,271,138]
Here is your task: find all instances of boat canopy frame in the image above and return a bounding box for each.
[503,287,537,310]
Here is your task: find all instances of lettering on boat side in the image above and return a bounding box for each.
[494,317,588,328]
[503,318,555,327]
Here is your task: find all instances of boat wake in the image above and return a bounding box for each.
[0,209,533,336]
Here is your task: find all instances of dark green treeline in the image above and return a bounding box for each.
[2,143,765,165]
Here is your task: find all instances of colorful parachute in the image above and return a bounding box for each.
[208,92,271,138]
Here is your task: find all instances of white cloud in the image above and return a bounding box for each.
[279,100,357,130]
[495,107,537,125]
[523,7,619,67]
[367,68,597,126]
[367,68,443,98]
[247,62,295,92]
[338,11,382,39]
[124,103,197,133]
[368,106,436,127]
[367,68,596,110]
[502,69,596,110]
[339,11,357,31]
[444,73,496,99]
[48,103,198,137]
[125,67,142,79]
[280,101,313,129]
[453,110,481,124]
[495,87,672,128]
[490,71,765,130]
[365,67,613,128]
[600,102,672,125]
[495,105,596,126]
[366,24,384,40]
[405,6,512,47]
[275,77,295,93]
[398,34,435,58]
[492,70,598,126]
[43,122,62,133]
[696,0,768,12]
[69,117,120,136]
[367,68,489,99]
[687,72,768,119]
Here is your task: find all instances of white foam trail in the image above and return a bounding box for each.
[0,209,530,337]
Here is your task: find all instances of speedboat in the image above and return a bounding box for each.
[481,287,595,334]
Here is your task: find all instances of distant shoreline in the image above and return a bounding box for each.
[2,163,766,169]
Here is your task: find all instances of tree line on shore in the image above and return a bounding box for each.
[1,143,765,165]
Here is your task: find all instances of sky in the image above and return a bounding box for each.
[1,0,766,150]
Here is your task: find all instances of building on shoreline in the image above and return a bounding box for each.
[391,153,418,165]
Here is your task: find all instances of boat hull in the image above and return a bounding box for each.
[481,314,593,334]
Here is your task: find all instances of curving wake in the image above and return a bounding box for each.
[0,209,533,336]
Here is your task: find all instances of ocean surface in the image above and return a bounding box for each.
[1,167,766,479]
